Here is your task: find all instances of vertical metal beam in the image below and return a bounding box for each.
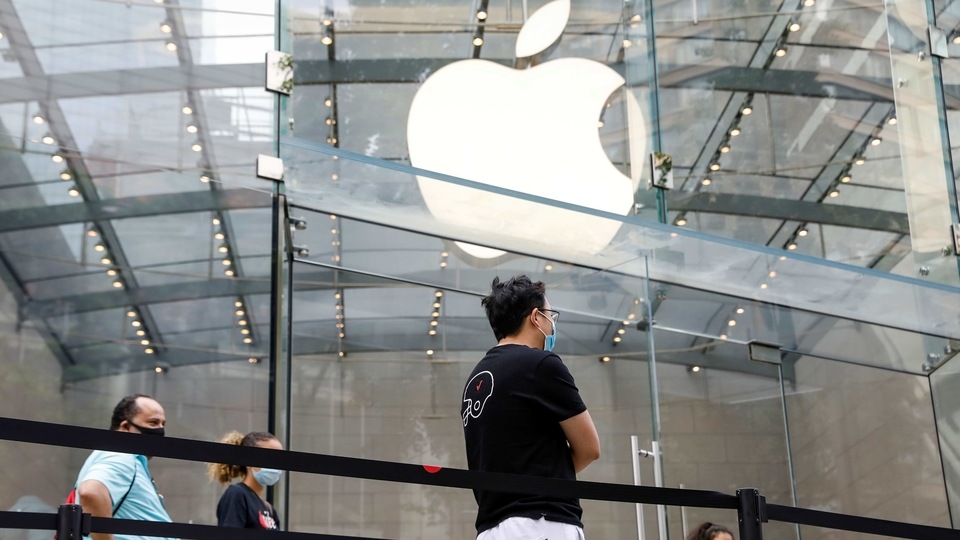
[267,192,283,492]
[263,158,290,520]
[271,0,291,518]
[637,0,666,223]
[640,255,669,539]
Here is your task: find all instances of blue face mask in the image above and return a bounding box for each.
[543,331,556,352]
[536,313,557,352]
[252,467,282,487]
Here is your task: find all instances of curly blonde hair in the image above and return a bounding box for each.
[207,431,277,484]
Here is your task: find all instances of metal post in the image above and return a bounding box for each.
[679,483,689,538]
[258,154,288,520]
[651,440,667,540]
[737,488,766,540]
[632,437,668,540]
[630,435,646,540]
[55,504,88,540]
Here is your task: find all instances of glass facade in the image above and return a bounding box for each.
[1,0,960,539]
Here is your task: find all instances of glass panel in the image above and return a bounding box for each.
[4,0,960,537]
[581,340,656,539]
[654,334,796,539]
[287,273,481,537]
[930,348,960,525]
[0,179,276,378]
[0,0,284,535]
[786,355,950,538]
[16,0,178,74]
[281,202,957,536]
[283,142,960,372]
[0,252,269,522]
[289,0,959,281]
[884,0,960,285]
[287,251,659,536]
[66,365,270,522]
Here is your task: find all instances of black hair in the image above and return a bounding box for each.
[480,275,547,341]
[109,393,155,431]
[686,522,734,540]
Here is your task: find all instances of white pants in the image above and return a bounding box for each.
[477,517,585,540]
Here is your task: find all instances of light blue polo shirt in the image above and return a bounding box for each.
[76,450,176,540]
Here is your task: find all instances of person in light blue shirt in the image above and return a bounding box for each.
[75,394,176,540]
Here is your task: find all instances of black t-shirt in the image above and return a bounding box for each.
[461,344,588,533]
[216,483,281,530]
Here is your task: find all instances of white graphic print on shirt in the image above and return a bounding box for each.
[462,370,495,427]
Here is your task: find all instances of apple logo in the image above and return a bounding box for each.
[407,0,643,259]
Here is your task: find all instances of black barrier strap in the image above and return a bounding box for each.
[767,503,960,540]
[90,516,387,540]
[0,511,56,531]
[5,417,959,540]
[0,510,387,540]
[0,416,736,509]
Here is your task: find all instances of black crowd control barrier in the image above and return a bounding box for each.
[0,416,958,540]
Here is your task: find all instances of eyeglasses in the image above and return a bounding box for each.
[538,308,560,324]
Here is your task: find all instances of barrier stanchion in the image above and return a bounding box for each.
[54,504,88,540]
[736,487,766,540]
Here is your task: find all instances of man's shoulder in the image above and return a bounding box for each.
[77,451,138,489]
[473,346,562,379]
[482,344,555,363]
[84,450,137,468]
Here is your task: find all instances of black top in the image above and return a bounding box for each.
[216,483,281,530]
[461,344,588,533]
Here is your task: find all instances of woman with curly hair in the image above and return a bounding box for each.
[686,521,735,540]
[208,431,283,529]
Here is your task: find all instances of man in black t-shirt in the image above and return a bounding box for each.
[462,275,600,540]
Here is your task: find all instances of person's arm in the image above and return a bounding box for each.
[560,409,601,473]
[76,480,115,540]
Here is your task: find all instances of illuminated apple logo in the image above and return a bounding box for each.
[407,0,643,259]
